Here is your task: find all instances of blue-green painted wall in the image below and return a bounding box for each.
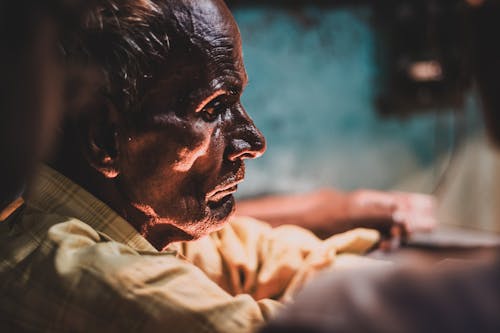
[232,6,480,196]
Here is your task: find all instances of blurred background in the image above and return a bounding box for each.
[227,0,500,233]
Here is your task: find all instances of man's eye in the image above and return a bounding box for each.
[201,100,225,122]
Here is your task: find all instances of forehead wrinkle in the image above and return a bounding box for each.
[207,65,245,93]
[191,0,235,36]
[206,39,244,72]
[163,0,241,60]
[139,1,245,109]
[168,0,239,51]
[168,0,232,42]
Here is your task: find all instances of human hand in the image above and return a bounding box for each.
[345,190,437,248]
[235,188,436,247]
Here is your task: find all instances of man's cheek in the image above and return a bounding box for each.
[172,129,213,172]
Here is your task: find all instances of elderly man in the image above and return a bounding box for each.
[2,0,383,332]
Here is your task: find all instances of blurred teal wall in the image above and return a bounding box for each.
[232,5,480,197]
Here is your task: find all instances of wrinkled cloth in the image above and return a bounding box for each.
[0,165,382,332]
[180,217,383,301]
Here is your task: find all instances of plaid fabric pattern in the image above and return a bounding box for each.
[0,166,382,332]
[0,166,280,332]
[28,165,157,252]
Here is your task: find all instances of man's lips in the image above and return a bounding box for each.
[207,178,244,202]
[207,185,238,202]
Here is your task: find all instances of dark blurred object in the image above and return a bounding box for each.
[0,0,96,210]
[375,0,471,116]
[467,0,500,146]
[262,253,500,333]
[0,0,62,209]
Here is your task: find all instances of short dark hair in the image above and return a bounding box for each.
[63,0,171,112]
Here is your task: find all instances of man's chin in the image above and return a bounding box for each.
[213,193,236,215]
[204,194,235,231]
[140,195,235,249]
[179,198,234,242]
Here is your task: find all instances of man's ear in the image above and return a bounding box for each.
[79,99,122,178]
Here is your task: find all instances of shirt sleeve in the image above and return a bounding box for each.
[0,219,282,333]
[178,216,381,301]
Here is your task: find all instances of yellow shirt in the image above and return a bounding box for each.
[0,166,381,332]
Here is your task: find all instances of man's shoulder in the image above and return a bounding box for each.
[0,206,220,332]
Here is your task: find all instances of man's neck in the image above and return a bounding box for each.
[50,151,189,250]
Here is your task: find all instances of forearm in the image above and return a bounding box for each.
[235,190,358,237]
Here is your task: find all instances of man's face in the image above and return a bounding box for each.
[113,0,265,244]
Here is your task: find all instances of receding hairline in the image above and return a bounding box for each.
[64,0,243,113]
[164,0,241,48]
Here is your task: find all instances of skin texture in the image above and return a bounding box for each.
[54,0,265,250]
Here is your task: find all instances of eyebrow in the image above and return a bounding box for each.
[195,90,226,113]
[194,70,249,112]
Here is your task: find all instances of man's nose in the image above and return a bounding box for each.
[226,106,266,162]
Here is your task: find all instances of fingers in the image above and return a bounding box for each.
[348,190,398,220]
[391,192,437,234]
[393,211,437,234]
[392,191,436,215]
[346,190,438,251]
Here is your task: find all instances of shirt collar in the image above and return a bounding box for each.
[27,165,158,252]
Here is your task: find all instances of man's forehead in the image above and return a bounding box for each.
[164,0,245,81]
[168,0,239,44]
[141,0,246,107]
